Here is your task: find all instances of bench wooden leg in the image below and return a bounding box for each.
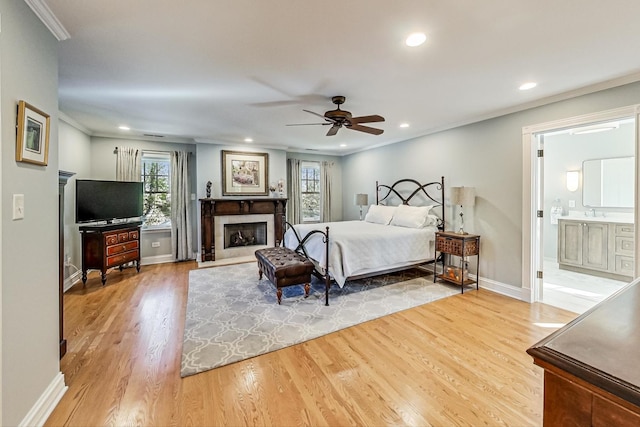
[304,283,310,298]
[277,288,282,304]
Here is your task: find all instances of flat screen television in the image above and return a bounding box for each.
[75,179,144,224]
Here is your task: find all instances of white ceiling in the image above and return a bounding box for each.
[41,0,640,155]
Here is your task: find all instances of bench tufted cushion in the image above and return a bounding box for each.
[255,247,315,303]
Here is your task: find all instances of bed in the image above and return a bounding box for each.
[283,177,445,292]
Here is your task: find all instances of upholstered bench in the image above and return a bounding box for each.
[255,247,315,304]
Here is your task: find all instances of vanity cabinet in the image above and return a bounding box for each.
[558,218,634,281]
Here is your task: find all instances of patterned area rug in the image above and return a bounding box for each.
[180,262,457,377]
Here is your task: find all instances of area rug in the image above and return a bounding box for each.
[180,262,457,377]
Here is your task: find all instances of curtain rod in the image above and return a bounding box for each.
[114,147,191,155]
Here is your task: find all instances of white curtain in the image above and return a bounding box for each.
[116,147,141,182]
[171,151,193,261]
[287,158,302,224]
[320,161,334,222]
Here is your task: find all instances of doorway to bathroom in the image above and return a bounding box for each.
[522,106,639,314]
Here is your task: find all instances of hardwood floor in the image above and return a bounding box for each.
[46,262,576,426]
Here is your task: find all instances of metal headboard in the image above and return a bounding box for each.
[375,176,445,231]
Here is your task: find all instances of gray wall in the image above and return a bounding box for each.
[342,80,640,289]
[543,122,635,259]
[1,1,61,425]
[58,119,92,287]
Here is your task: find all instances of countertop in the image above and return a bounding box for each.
[527,278,640,407]
[558,212,634,224]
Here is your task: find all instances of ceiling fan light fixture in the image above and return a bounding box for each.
[405,32,426,47]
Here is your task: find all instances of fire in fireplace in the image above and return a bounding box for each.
[224,222,267,249]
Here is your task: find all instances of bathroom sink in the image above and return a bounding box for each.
[560,211,634,223]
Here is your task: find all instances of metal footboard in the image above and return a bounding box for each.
[283,221,331,306]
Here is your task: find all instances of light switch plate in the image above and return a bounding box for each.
[13,194,24,220]
[568,200,576,208]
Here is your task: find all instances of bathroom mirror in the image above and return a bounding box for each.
[582,156,634,208]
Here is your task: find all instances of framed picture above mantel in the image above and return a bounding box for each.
[16,100,50,166]
[222,150,269,196]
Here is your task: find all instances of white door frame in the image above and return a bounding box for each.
[521,105,640,303]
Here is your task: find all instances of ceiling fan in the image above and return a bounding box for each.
[287,96,385,136]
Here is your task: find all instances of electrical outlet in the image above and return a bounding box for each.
[568,200,576,208]
[151,241,160,248]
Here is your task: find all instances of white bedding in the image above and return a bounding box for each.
[283,220,437,287]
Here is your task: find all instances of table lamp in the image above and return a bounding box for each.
[354,193,368,220]
[450,186,476,234]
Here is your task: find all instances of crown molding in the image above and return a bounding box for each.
[58,111,92,135]
[24,0,70,41]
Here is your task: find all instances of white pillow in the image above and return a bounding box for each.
[364,205,396,225]
[424,213,440,227]
[390,204,434,228]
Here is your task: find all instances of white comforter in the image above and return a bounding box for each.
[284,220,437,287]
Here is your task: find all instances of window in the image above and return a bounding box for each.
[141,152,171,228]
[301,161,320,222]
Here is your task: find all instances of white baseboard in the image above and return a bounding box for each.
[477,276,529,301]
[141,254,174,265]
[19,372,67,427]
[63,270,82,292]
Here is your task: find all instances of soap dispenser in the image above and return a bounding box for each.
[550,198,563,225]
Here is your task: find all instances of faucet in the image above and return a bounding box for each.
[588,208,596,217]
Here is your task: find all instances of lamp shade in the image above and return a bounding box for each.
[450,187,476,206]
[354,193,368,206]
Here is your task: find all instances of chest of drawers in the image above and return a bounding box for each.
[80,223,141,285]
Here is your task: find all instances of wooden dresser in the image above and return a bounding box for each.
[527,279,640,426]
[80,222,141,285]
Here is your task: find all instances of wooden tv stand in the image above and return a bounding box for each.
[80,222,141,285]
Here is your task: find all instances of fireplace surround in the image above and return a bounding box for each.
[199,198,287,262]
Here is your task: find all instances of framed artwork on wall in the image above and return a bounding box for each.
[16,100,50,166]
[222,150,269,196]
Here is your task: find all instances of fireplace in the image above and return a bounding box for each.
[199,198,287,262]
[213,214,275,260]
[224,222,267,249]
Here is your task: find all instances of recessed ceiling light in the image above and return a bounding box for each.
[400,123,410,128]
[339,144,347,148]
[118,125,130,131]
[405,32,426,47]
[519,82,537,91]
[244,138,253,143]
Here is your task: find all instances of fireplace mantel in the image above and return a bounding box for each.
[199,198,287,261]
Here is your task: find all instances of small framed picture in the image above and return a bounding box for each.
[16,100,50,166]
[222,150,269,196]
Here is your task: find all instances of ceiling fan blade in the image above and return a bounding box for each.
[347,123,384,135]
[349,114,385,124]
[286,122,329,126]
[303,109,336,123]
[326,125,340,136]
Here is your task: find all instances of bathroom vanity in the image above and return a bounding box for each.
[558,215,634,281]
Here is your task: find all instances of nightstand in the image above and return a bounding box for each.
[433,231,480,293]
